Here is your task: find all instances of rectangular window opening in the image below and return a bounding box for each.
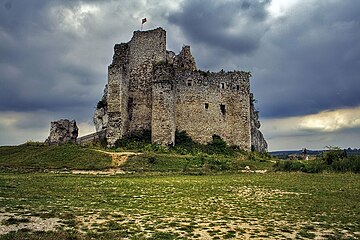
[128,97,134,121]
[236,85,240,91]
[187,80,192,86]
[221,82,225,89]
[220,104,226,115]
[204,103,209,110]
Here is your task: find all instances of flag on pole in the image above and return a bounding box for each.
[141,18,147,30]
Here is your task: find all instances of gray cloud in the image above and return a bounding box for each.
[168,0,360,118]
[0,0,359,149]
[168,0,271,55]
[254,1,360,118]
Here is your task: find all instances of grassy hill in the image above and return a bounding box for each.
[1,134,359,174]
[0,143,112,171]
[0,141,272,174]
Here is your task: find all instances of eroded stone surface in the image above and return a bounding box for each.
[94,85,108,132]
[46,119,78,145]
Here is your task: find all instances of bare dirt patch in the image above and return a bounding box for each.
[0,212,61,235]
[69,150,143,175]
[95,150,142,166]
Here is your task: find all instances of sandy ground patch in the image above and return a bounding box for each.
[0,212,61,235]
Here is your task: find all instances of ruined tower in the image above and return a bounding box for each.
[94,27,267,152]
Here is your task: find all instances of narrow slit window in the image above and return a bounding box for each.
[128,97,134,121]
[221,82,225,89]
[236,85,240,91]
[220,104,226,115]
[204,103,209,110]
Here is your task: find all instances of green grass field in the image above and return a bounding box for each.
[0,144,359,239]
[0,144,112,171]
[0,172,359,239]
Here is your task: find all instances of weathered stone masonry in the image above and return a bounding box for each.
[94,27,267,152]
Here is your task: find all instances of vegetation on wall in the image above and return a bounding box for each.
[114,129,262,157]
[114,130,272,174]
[96,100,107,109]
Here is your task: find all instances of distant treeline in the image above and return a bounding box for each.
[270,149,360,159]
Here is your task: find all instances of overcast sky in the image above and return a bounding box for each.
[0,0,359,151]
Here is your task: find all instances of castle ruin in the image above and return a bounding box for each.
[94,27,267,152]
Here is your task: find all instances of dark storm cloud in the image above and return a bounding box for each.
[0,0,179,118]
[168,0,271,55]
[1,0,359,149]
[168,0,360,118]
[254,1,360,118]
[0,0,108,114]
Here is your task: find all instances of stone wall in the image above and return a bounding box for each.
[175,46,197,71]
[105,28,166,146]
[77,130,106,146]
[174,69,251,150]
[151,64,176,145]
[128,28,166,134]
[107,43,130,146]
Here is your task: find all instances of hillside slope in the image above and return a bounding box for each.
[0,143,112,171]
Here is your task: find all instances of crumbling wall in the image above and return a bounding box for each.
[151,64,176,145]
[106,43,130,146]
[174,69,252,150]
[46,119,78,145]
[127,28,166,133]
[175,45,196,71]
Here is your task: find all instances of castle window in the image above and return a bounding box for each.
[236,85,240,91]
[220,104,226,115]
[187,80,192,86]
[128,97,134,121]
[221,82,225,89]
[204,103,209,110]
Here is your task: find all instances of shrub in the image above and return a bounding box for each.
[147,156,157,164]
[205,135,236,155]
[302,160,324,173]
[114,130,151,150]
[322,148,344,165]
[273,160,305,172]
[96,100,107,109]
[273,154,360,174]
[175,130,196,146]
[331,156,360,173]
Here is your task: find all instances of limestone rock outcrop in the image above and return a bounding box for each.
[46,119,78,145]
[250,94,268,153]
[93,85,108,132]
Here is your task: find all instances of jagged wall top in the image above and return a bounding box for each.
[129,27,166,68]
